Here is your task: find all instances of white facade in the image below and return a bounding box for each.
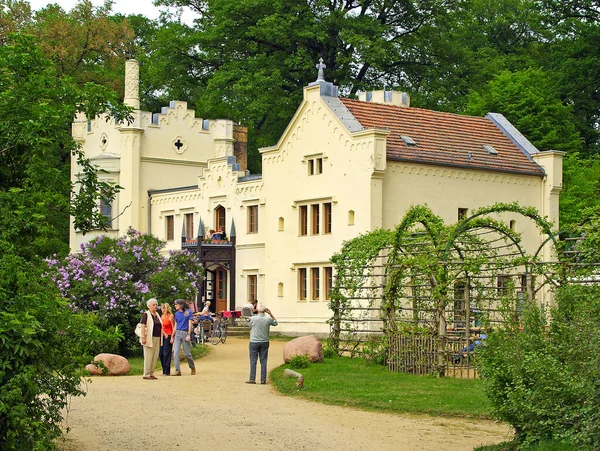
[71,61,563,334]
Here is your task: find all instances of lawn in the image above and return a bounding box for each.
[271,355,493,418]
[475,440,576,451]
[126,344,210,376]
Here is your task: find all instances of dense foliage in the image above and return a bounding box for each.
[0,33,131,450]
[477,207,600,448]
[3,1,600,222]
[0,255,121,450]
[46,229,204,356]
[479,284,600,448]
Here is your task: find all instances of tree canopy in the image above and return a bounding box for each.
[0,32,131,450]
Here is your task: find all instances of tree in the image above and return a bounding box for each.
[0,33,132,259]
[1,0,136,94]
[0,33,131,450]
[560,153,600,230]
[29,0,135,92]
[149,0,458,171]
[536,0,600,155]
[0,253,121,450]
[0,34,130,450]
[465,68,583,153]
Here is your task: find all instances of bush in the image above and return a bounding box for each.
[479,285,600,448]
[288,354,310,369]
[323,344,337,359]
[0,254,121,449]
[45,228,203,356]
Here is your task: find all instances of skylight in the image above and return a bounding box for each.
[401,135,416,146]
[483,145,498,155]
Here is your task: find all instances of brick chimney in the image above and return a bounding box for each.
[233,125,248,173]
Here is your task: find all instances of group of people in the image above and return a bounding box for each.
[138,298,196,379]
[207,226,227,241]
[138,298,277,384]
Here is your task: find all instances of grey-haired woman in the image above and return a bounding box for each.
[139,298,163,380]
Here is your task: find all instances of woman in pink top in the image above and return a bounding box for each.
[159,303,175,376]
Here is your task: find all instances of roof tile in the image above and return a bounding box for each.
[339,98,544,176]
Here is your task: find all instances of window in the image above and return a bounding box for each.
[299,206,308,236]
[323,203,332,234]
[510,220,516,231]
[278,217,284,231]
[184,213,194,239]
[278,282,284,297]
[166,215,174,241]
[311,204,320,234]
[307,157,323,175]
[458,208,468,221]
[100,195,112,227]
[520,274,527,291]
[248,275,257,301]
[299,202,333,235]
[324,267,333,300]
[299,268,307,300]
[247,205,258,233]
[215,205,226,232]
[497,275,512,296]
[311,267,320,300]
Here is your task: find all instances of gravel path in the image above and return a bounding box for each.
[60,337,511,450]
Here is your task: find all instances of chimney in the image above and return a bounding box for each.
[233,124,248,173]
[358,90,410,107]
[124,59,140,109]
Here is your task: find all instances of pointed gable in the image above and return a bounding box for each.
[339,98,545,176]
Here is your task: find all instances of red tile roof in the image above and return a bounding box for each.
[339,98,545,176]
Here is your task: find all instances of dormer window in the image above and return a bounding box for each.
[483,145,498,155]
[401,135,416,146]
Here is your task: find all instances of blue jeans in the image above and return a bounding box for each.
[249,341,270,383]
[173,330,195,371]
[159,334,173,375]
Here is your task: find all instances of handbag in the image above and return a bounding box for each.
[134,322,143,338]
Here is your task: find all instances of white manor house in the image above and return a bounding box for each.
[70,60,563,334]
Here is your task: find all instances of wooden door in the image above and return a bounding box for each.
[216,268,228,313]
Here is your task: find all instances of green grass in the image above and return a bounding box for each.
[475,440,576,451]
[126,345,210,376]
[271,355,493,418]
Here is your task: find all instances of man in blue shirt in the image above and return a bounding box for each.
[247,304,278,384]
[171,299,196,376]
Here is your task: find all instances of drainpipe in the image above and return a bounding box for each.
[147,191,152,235]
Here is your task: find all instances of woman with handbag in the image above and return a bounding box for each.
[138,298,162,380]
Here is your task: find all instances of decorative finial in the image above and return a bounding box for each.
[316,58,326,82]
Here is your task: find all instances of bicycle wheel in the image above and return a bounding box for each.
[210,327,222,345]
[220,325,227,344]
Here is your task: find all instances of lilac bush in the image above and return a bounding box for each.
[46,228,204,355]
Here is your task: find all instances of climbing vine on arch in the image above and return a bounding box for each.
[328,202,560,366]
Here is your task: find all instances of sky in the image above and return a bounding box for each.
[27,0,198,23]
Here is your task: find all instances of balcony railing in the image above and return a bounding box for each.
[182,238,232,248]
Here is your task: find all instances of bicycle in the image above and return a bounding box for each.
[210,315,228,345]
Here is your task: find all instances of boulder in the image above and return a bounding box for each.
[283,335,323,363]
[85,353,130,376]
